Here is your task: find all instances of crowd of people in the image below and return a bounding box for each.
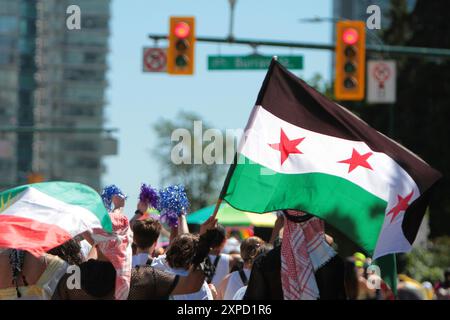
[0,188,448,300]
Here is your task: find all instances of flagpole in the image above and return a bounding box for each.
[212,198,223,219]
[212,60,276,220]
[212,153,239,218]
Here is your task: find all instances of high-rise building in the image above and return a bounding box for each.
[0,0,37,189]
[0,0,115,191]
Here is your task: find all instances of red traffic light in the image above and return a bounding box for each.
[342,28,359,45]
[174,21,191,39]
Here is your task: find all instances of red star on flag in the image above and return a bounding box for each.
[386,191,414,223]
[269,128,305,165]
[338,148,373,173]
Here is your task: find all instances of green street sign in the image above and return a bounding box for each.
[208,55,303,70]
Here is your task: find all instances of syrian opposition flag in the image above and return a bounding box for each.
[0,181,112,256]
[221,60,441,261]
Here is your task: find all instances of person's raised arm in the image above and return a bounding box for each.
[177,214,189,235]
[199,215,218,235]
[130,200,148,229]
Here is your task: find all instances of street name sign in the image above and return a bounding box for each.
[208,55,303,70]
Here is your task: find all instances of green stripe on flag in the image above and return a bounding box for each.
[224,155,388,254]
[0,182,112,233]
[0,186,27,213]
[32,182,112,232]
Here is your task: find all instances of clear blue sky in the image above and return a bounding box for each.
[103,0,333,216]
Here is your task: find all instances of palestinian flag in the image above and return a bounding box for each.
[0,181,112,256]
[221,60,441,261]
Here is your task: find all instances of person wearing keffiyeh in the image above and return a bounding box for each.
[244,210,347,300]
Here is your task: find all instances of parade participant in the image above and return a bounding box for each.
[53,208,132,300]
[343,257,359,299]
[217,236,265,300]
[434,268,450,300]
[397,274,428,300]
[223,230,242,254]
[132,218,162,267]
[244,210,346,300]
[0,249,69,300]
[101,184,128,212]
[130,184,159,229]
[129,215,219,300]
[152,233,214,300]
[48,239,84,266]
[52,211,218,300]
[206,224,241,287]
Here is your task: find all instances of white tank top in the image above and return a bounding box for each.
[208,254,230,287]
[223,268,251,300]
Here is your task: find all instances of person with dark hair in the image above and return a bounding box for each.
[0,248,69,299]
[343,257,359,300]
[217,236,265,300]
[244,210,346,300]
[132,218,162,267]
[52,209,218,300]
[151,233,214,300]
[48,239,84,266]
[206,224,241,287]
[0,236,88,300]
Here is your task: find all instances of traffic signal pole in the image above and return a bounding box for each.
[0,127,118,134]
[148,34,450,59]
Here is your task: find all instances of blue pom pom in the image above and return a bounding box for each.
[139,184,159,209]
[158,184,190,228]
[101,184,127,211]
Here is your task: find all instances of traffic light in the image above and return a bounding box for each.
[167,16,195,75]
[334,21,366,101]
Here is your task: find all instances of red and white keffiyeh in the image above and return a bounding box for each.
[281,210,336,300]
[92,208,133,300]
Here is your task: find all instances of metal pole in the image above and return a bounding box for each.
[228,0,237,41]
[0,127,118,134]
[389,104,395,138]
[148,34,450,59]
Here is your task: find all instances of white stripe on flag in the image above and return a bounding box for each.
[239,105,420,204]
[1,187,104,237]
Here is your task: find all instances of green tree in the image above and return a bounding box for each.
[306,73,334,99]
[309,1,449,238]
[399,236,450,283]
[379,0,450,237]
[153,111,231,212]
[341,0,450,238]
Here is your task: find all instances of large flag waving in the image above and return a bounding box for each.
[221,60,441,260]
[0,181,112,256]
